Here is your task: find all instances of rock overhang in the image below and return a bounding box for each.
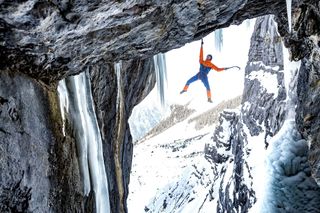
[0,0,305,83]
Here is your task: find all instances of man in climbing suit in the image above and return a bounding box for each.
[180,40,227,103]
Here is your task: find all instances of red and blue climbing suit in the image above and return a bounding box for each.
[180,43,225,102]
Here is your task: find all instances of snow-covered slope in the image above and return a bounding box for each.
[128,97,241,213]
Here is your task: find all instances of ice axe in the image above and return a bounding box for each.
[224,66,240,70]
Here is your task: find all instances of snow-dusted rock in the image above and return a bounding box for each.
[242,16,287,144]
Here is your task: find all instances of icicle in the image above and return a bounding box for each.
[58,72,111,213]
[115,62,123,109]
[153,53,168,107]
[286,0,292,32]
[57,80,69,136]
[246,19,251,29]
[214,29,223,52]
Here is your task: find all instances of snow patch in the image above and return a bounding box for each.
[247,70,279,97]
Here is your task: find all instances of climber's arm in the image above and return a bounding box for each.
[199,40,204,64]
[209,62,225,72]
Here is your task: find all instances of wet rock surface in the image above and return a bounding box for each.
[89,58,156,213]
[0,71,85,212]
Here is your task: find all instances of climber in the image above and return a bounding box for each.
[180,39,231,103]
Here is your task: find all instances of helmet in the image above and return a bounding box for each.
[207,54,212,60]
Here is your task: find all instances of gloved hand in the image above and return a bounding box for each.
[201,39,204,46]
[224,67,231,70]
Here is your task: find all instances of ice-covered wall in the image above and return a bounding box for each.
[261,120,320,212]
[58,72,111,213]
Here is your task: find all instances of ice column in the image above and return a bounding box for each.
[214,29,223,52]
[153,53,168,107]
[58,72,110,213]
[286,0,292,32]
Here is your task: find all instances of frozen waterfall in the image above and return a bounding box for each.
[261,119,320,212]
[58,72,111,213]
[214,29,223,52]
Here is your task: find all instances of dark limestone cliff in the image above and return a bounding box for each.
[293,2,320,185]
[0,0,299,82]
[0,71,86,212]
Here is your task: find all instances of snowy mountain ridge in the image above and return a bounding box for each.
[137,96,242,144]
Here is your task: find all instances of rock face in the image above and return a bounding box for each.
[0,0,298,83]
[289,2,320,185]
[204,15,290,212]
[242,15,287,146]
[89,58,156,213]
[0,71,86,212]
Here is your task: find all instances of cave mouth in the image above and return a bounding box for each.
[128,18,256,143]
[127,19,255,212]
